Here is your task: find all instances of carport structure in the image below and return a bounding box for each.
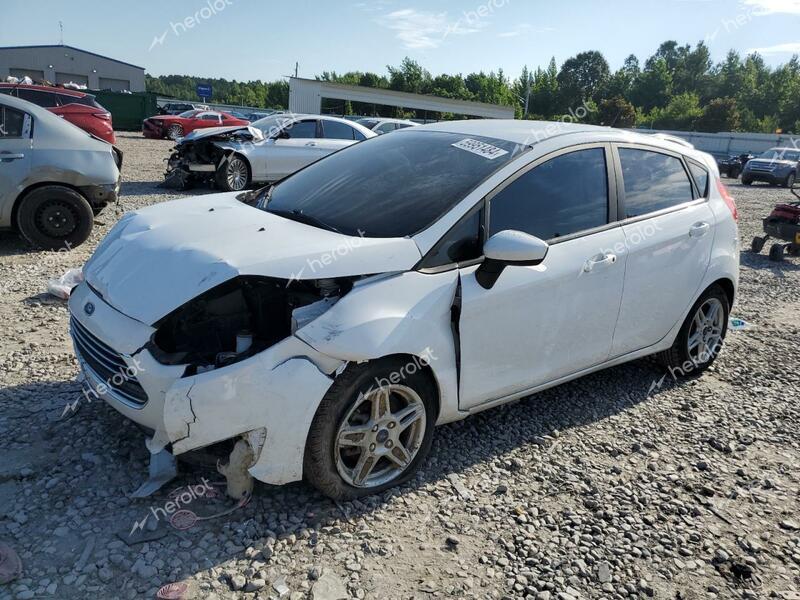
[288,77,514,120]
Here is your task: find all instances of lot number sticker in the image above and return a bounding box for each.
[452,138,509,160]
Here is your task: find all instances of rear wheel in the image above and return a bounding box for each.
[751,236,766,254]
[16,186,93,250]
[769,243,786,262]
[215,154,251,191]
[304,358,436,500]
[657,285,729,376]
[167,124,184,140]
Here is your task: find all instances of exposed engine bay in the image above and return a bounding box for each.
[163,127,260,190]
[148,275,354,373]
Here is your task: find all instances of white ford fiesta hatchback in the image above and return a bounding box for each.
[69,120,739,500]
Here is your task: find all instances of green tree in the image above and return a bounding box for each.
[695,97,741,132]
[598,96,636,127]
[557,51,610,108]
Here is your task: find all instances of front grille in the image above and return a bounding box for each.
[749,163,775,173]
[70,316,148,406]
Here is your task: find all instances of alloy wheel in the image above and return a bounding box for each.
[687,297,724,366]
[226,158,249,191]
[335,384,427,489]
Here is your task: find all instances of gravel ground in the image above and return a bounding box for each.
[0,131,798,600]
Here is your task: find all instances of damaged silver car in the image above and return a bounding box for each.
[163,113,375,192]
[0,93,121,250]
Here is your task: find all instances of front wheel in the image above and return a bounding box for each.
[166,124,184,140]
[304,358,437,500]
[16,186,94,250]
[215,154,251,191]
[784,172,796,188]
[742,177,753,186]
[657,285,729,376]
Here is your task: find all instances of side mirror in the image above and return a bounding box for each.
[475,230,549,289]
[272,129,290,140]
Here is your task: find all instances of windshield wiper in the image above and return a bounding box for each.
[268,208,342,234]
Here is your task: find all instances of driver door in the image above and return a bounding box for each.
[457,145,627,410]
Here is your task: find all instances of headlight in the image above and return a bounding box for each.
[148,275,353,373]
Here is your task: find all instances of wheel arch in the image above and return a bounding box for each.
[10,181,90,232]
[335,352,443,422]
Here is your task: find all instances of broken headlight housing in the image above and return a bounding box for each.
[148,275,353,373]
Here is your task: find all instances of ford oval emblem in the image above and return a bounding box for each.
[84,302,95,316]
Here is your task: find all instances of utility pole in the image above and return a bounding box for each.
[294,62,298,78]
[59,21,63,45]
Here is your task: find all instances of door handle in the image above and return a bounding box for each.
[583,253,617,273]
[689,222,710,238]
[305,141,317,147]
[0,152,25,161]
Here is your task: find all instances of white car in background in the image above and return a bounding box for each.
[356,117,418,135]
[164,114,376,191]
[70,120,738,500]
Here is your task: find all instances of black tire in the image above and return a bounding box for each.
[16,186,93,250]
[304,357,437,500]
[784,172,796,188]
[215,154,251,192]
[742,177,753,186]
[657,285,729,376]
[769,243,785,262]
[750,236,766,254]
[729,167,740,179]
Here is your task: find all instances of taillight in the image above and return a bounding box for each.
[716,178,738,221]
[93,112,111,120]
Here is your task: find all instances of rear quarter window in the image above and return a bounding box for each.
[688,162,709,198]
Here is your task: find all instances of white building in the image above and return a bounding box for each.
[289,77,514,120]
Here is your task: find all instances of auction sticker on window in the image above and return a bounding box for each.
[452,138,509,159]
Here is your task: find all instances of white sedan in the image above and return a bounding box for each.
[356,117,418,135]
[70,120,739,500]
[164,113,376,191]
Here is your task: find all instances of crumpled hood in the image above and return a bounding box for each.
[84,193,422,325]
[181,125,264,143]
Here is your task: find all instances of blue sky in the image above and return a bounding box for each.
[1,0,798,82]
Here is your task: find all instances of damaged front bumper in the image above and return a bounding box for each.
[68,282,343,485]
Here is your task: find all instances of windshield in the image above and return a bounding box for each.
[178,110,201,118]
[260,130,527,237]
[760,148,800,161]
[357,118,379,129]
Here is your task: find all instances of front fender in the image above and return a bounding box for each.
[296,271,464,424]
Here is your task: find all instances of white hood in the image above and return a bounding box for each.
[84,193,422,325]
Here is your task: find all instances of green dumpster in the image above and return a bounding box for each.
[93,91,159,131]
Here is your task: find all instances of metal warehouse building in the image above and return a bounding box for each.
[0,44,145,92]
[289,77,514,119]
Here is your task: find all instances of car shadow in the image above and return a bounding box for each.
[0,353,677,587]
[740,248,800,273]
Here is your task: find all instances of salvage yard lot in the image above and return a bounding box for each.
[0,132,799,600]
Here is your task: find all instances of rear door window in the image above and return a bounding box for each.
[321,120,357,140]
[489,148,610,240]
[0,107,28,138]
[16,89,57,108]
[619,148,694,217]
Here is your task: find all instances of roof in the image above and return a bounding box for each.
[0,82,87,97]
[413,119,610,145]
[0,44,145,71]
[411,119,701,154]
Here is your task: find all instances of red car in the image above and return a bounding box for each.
[0,83,115,144]
[142,110,249,140]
